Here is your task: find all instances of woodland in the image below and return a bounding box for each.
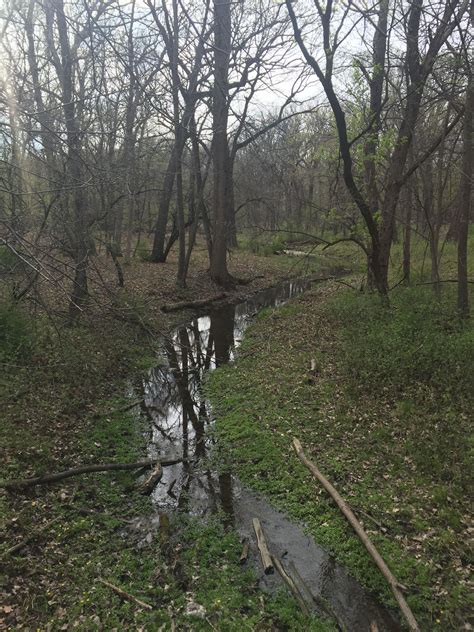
[0,0,473,630]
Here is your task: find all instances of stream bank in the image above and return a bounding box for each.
[0,250,344,631]
[131,275,399,631]
[207,281,473,631]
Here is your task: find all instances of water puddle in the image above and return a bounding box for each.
[136,276,401,631]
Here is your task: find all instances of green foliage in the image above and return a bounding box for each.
[206,283,473,630]
[135,240,151,261]
[330,286,474,399]
[0,302,34,361]
[241,232,288,256]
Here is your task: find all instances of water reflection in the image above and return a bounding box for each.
[138,276,400,630]
[141,278,313,512]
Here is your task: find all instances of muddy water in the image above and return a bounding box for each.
[137,278,401,631]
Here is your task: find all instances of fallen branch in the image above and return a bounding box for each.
[2,459,182,490]
[98,578,153,610]
[292,438,420,632]
[1,517,61,559]
[240,538,250,565]
[288,560,341,625]
[95,397,143,417]
[161,293,227,313]
[139,462,163,495]
[252,517,274,574]
[235,274,265,285]
[272,555,310,616]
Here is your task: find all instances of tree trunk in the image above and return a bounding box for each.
[458,1,474,316]
[51,0,89,321]
[210,0,232,286]
[403,186,413,285]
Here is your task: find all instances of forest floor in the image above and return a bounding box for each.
[207,269,473,631]
[1,240,341,631]
[2,236,472,631]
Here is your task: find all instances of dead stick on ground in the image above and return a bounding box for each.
[2,459,182,490]
[252,518,274,574]
[1,517,61,559]
[292,438,420,632]
[288,560,339,625]
[102,398,143,415]
[240,538,250,565]
[272,555,310,616]
[98,579,153,611]
[161,293,227,313]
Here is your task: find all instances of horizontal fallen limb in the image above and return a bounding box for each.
[98,578,153,610]
[161,293,227,313]
[95,397,143,417]
[292,438,420,632]
[2,458,182,490]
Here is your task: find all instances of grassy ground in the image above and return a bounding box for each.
[2,390,328,630]
[207,277,473,631]
[1,244,333,630]
[2,233,472,629]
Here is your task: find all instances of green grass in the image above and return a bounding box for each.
[0,312,334,630]
[206,282,473,631]
[1,394,333,630]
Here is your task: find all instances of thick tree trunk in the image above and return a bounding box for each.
[52,0,89,321]
[458,2,474,316]
[210,0,232,286]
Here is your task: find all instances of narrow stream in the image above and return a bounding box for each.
[136,277,401,631]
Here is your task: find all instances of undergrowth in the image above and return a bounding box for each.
[207,282,473,631]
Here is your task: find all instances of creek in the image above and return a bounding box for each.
[134,277,400,631]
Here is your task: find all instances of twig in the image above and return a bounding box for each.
[139,462,163,495]
[1,517,61,559]
[98,578,153,610]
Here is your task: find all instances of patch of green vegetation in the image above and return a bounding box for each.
[1,306,334,630]
[206,283,473,631]
[1,396,332,630]
[0,302,34,362]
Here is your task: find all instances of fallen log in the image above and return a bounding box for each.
[2,458,182,490]
[98,578,153,610]
[272,555,310,616]
[139,462,163,495]
[252,517,274,574]
[288,560,341,626]
[292,438,420,632]
[161,293,227,313]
